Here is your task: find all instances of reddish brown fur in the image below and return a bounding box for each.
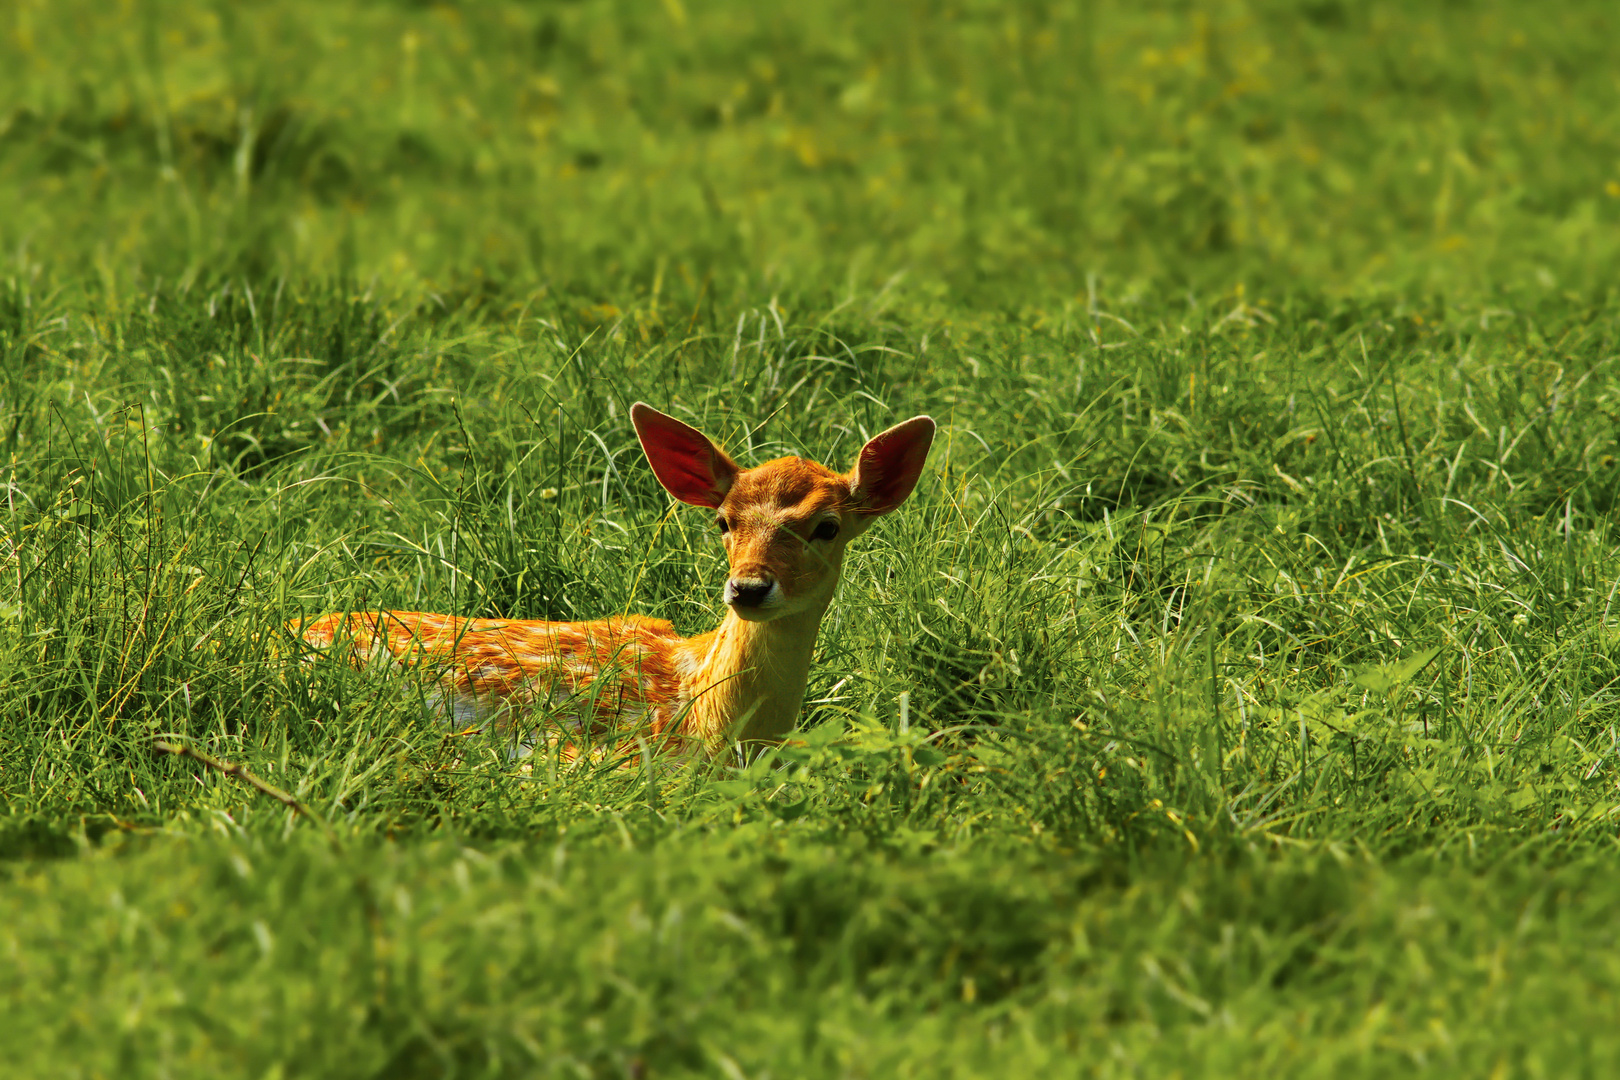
[291,610,700,757]
[288,405,935,763]
[718,457,853,600]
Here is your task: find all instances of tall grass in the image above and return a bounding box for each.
[4,0,1620,1075]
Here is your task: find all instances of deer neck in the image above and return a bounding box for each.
[681,601,830,755]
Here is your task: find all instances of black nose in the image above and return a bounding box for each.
[726,578,774,608]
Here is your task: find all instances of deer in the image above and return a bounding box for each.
[288,403,936,762]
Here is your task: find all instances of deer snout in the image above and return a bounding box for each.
[725,575,777,611]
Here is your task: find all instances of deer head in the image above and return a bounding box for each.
[630,403,936,622]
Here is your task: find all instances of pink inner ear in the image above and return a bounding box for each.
[645,442,724,507]
[852,416,935,515]
[632,404,736,508]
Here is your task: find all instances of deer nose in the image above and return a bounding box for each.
[725,577,775,609]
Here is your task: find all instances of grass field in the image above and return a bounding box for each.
[5,0,1620,1075]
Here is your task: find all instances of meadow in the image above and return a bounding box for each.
[4,0,1620,1075]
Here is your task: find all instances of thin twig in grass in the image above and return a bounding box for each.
[152,740,338,846]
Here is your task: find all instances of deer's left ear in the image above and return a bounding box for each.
[849,416,936,516]
[631,403,739,508]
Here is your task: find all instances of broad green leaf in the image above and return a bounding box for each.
[1351,645,1442,693]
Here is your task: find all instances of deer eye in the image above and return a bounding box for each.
[716,516,730,534]
[812,520,840,541]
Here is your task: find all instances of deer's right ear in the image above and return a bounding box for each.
[631,402,739,509]
[849,415,936,516]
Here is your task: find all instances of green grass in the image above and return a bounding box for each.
[4,0,1620,1075]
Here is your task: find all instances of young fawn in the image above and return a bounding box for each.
[290,404,935,761]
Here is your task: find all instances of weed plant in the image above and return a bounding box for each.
[4,0,1620,1076]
